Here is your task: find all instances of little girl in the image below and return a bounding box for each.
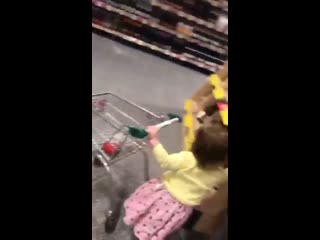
[123,112,228,240]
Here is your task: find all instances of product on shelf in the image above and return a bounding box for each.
[193,25,227,45]
[152,6,179,29]
[161,0,183,10]
[215,15,228,33]
[176,22,193,36]
[92,0,227,72]
[136,0,153,11]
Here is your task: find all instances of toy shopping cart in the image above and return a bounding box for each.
[92,93,177,234]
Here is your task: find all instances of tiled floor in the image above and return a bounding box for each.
[92,33,217,240]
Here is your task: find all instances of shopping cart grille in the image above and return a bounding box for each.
[92,92,176,235]
[92,93,165,168]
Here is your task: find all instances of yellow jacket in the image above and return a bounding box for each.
[153,144,228,206]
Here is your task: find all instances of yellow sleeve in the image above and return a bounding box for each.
[152,144,189,170]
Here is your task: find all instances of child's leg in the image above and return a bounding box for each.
[123,178,161,226]
[183,209,202,230]
[158,206,192,239]
[132,194,192,240]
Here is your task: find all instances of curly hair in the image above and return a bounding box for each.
[191,111,228,168]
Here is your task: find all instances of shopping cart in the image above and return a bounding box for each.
[92,92,171,234]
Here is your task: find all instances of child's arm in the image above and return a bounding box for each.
[148,126,188,170]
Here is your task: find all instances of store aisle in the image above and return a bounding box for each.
[92,33,208,240]
[92,33,206,109]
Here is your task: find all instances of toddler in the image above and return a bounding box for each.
[123,112,228,240]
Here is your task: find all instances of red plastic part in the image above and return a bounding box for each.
[102,142,119,156]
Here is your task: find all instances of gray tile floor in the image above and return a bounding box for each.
[92,33,206,108]
[92,33,209,240]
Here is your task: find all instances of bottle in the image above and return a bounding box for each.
[215,15,228,33]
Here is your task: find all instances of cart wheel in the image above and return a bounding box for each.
[93,152,104,167]
[104,209,121,233]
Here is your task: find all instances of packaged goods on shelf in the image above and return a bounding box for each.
[92,0,228,72]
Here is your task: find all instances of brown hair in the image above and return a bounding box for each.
[191,112,228,168]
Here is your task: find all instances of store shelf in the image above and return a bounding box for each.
[92,21,220,72]
[92,0,227,56]
[153,0,228,39]
[203,0,228,14]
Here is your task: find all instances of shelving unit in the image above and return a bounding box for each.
[92,0,228,73]
[93,21,219,72]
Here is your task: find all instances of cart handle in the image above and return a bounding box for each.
[128,113,182,139]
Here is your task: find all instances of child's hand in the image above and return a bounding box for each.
[147,126,159,139]
[147,126,160,147]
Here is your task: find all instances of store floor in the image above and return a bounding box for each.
[92,33,209,240]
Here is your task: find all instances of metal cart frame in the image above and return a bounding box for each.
[92,92,166,234]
